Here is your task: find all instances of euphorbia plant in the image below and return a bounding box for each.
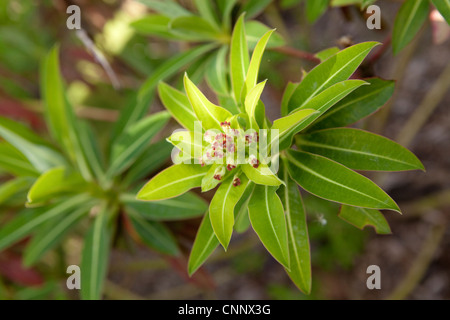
[137,16,424,294]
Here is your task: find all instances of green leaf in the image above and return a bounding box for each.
[234,182,255,233]
[81,205,111,300]
[217,0,238,32]
[122,192,207,221]
[206,46,230,96]
[271,108,319,151]
[339,205,392,234]
[112,44,215,144]
[0,194,91,251]
[308,78,395,131]
[286,150,401,212]
[242,163,284,186]
[240,0,272,19]
[244,30,274,97]
[0,142,39,177]
[188,211,220,276]
[278,161,311,294]
[279,80,368,150]
[41,46,94,181]
[127,210,179,255]
[23,205,89,266]
[170,16,221,41]
[245,21,286,49]
[131,15,178,39]
[0,177,32,206]
[194,0,220,28]
[331,0,362,6]
[297,128,425,171]
[184,74,232,130]
[392,0,429,54]
[27,167,87,205]
[0,117,66,173]
[168,130,204,164]
[158,82,198,132]
[210,174,250,249]
[137,0,192,18]
[107,111,170,178]
[287,42,379,113]
[280,82,298,117]
[123,140,172,185]
[315,47,340,62]
[230,14,249,103]
[248,185,290,268]
[137,164,209,201]
[431,0,450,25]
[201,164,225,192]
[245,80,267,129]
[306,0,329,23]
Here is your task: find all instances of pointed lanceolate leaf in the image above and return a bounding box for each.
[287,42,379,113]
[339,205,392,235]
[27,167,86,205]
[137,164,209,201]
[0,194,91,252]
[234,183,255,233]
[308,78,395,131]
[0,177,32,206]
[242,164,283,186]
[306,0,329,23]
[271,109,318,151]
[41,46,96,181]
[122,192,207,221]
[188,211,220,276]
[169,16,221,41]
[23,205,90,266]
[280,82,299,117]
[278,162,311,294]
[0,117,66,173]
[210,174,250,249]
[81,206,111,300]
[158,82,198,132]
[0,142,39,177]
[131,15,178,39]
[297,128,425,171]
[127,210,179,256]
[107,111,170,178]
[194,0,220,28]
[137,0,192,18]
[286,150,401,212]
[248,185,290,268]
[431,0,450,25]
[279,80,367,150]
[243,30,274,97]
[206,46,230,96]
[230,14,249,103]
[184,74,232,130]
[392,0,429,54]
[245,80,267,129]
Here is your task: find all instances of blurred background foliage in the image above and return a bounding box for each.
[0,0,449,300]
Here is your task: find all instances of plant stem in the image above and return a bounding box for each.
[271,46,320,64]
